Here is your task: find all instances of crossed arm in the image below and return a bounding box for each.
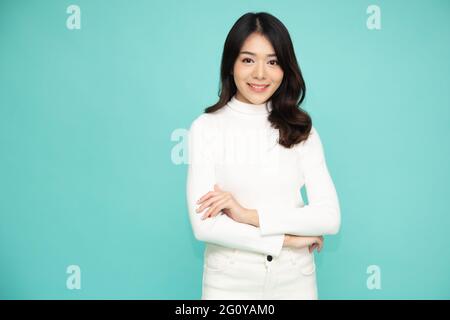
[186,117,341,257]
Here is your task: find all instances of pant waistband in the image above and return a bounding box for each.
[205,243,311,264]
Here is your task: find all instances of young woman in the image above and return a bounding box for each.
[186,12,341,300]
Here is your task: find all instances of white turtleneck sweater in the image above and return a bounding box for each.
[186,95,341,257]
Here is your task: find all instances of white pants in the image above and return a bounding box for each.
[201,243,318,300]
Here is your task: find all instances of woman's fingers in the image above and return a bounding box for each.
[210,199,228,218]
[291,236,315,249]
[202,198,228,219]
[197,191,219,205]
[317,237,324,252]
[306,236,325,253]
[196,194,223,213]
[281,235,324,252]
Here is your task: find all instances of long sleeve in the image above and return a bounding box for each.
[186,115,284,257]
[257,126,341,236]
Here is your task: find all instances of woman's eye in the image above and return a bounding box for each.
[241,58,279,65]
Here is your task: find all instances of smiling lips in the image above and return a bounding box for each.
[248,83,270,92]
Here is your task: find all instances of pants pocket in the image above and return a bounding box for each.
[204,249,232,273]
[299,260,316,276]
[288,248,316,276]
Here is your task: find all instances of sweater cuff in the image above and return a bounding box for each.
[258,205,279,236]
[264,233,284,257]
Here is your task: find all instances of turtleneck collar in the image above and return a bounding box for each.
[227,95,273,115]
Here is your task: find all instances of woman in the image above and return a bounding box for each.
[186,12,341,300]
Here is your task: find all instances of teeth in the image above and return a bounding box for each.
[250,84,268,88]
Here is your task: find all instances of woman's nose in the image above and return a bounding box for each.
[252,62,266,79]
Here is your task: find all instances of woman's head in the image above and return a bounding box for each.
[205,12,312,148]
[232,32,284,105]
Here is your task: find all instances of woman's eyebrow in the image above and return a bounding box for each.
[240,51,277,57]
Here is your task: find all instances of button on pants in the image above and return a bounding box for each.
[201,243,318,300]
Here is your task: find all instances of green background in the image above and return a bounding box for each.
[0,0,449,299]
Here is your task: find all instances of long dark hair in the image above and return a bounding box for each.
[204,12,312,149]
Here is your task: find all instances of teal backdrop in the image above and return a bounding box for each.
[0,0,449,299]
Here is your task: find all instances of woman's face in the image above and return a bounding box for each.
[233,32,284,105]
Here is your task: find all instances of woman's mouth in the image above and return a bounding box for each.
[247,83,270,93]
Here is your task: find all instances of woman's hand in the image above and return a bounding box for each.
[196,184,251,224]
[284,234,324,253]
